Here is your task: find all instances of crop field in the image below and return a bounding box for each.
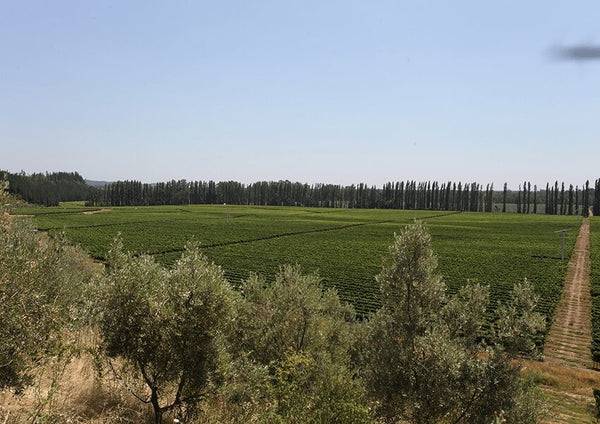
[17,203,580,335]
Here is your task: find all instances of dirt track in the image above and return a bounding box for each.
[543,217,592,368]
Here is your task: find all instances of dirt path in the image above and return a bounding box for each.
[538,217,598,423]
[543,217,592,368]
[82,208,112,215]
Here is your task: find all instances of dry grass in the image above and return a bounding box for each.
[4,352,599,423]
[0,329,154,424]
[523,359,600,423]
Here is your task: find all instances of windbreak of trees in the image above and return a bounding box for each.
[497,180,599,217]
[1,170,90,206]
[4,170,599,216]
[88,179,496,212]
[88,178,600,216]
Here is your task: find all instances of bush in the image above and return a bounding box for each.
[360,220,545,423]
[223,265,371,423]
[98,238,237,424]
[0,179,89,392]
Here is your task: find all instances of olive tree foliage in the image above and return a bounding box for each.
[220,265,371,423]
[495,279,546,357]
[98,237,237,424]
[232,265,356,364]
[0,178,89,392]
[361,221,545,424]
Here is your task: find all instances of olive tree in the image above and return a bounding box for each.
[361,220,545,423]
[223,265,371,423]
[98,238,236,424]
[232,265,356,364]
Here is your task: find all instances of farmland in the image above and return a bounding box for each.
[18,203,580,331]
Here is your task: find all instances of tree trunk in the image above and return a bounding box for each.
[151,387,162,424]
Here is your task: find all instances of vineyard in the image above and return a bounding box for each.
[19,203,580,336]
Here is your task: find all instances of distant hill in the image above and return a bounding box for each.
[85,180,111,188]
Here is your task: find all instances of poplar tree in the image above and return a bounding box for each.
[522,181,527,214]
[568,184,574,215]
[583,180,590,217]
[594,179,600,217]
[527,182,531,213]
[554,181,559,215]
[560,183,565,215]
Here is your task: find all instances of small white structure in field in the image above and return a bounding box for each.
[554,228,572,261]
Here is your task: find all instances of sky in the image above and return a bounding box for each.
[1,1,599,189]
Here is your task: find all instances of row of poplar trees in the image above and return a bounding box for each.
[6,171,600,216]
[501,180,597,216]
[87,179,497,212]
[89,178,600,216]
[88,178,600,216]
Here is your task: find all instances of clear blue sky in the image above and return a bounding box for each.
[2,1,599,189]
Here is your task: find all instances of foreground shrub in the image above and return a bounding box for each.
[360,220,545,423]
[0,179,89,392]
[98,238,237,424]
[222,265,371,423]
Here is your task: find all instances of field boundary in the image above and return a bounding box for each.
[151,220,392,256]
[543,217,592,368]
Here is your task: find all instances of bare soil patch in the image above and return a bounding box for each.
[82,208,112,215]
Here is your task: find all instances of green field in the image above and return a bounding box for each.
[17,203,580,332]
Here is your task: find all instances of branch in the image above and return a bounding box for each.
[107,359,151,404]
[297,307,309,351]
[452,387,483,424]
[163,392,206,412]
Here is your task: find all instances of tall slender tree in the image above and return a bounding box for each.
[527,181,531,213]
[583,180,590,217]
[545,183,550,214]
[568,184,574,215]
[559,182,565,215]
[594,179,600,217]
[554,181,559,215]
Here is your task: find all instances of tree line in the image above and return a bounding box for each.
[4,170,600,216]
[89,178,600,216]
[88,179,496,211]
[1,170,90,206]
